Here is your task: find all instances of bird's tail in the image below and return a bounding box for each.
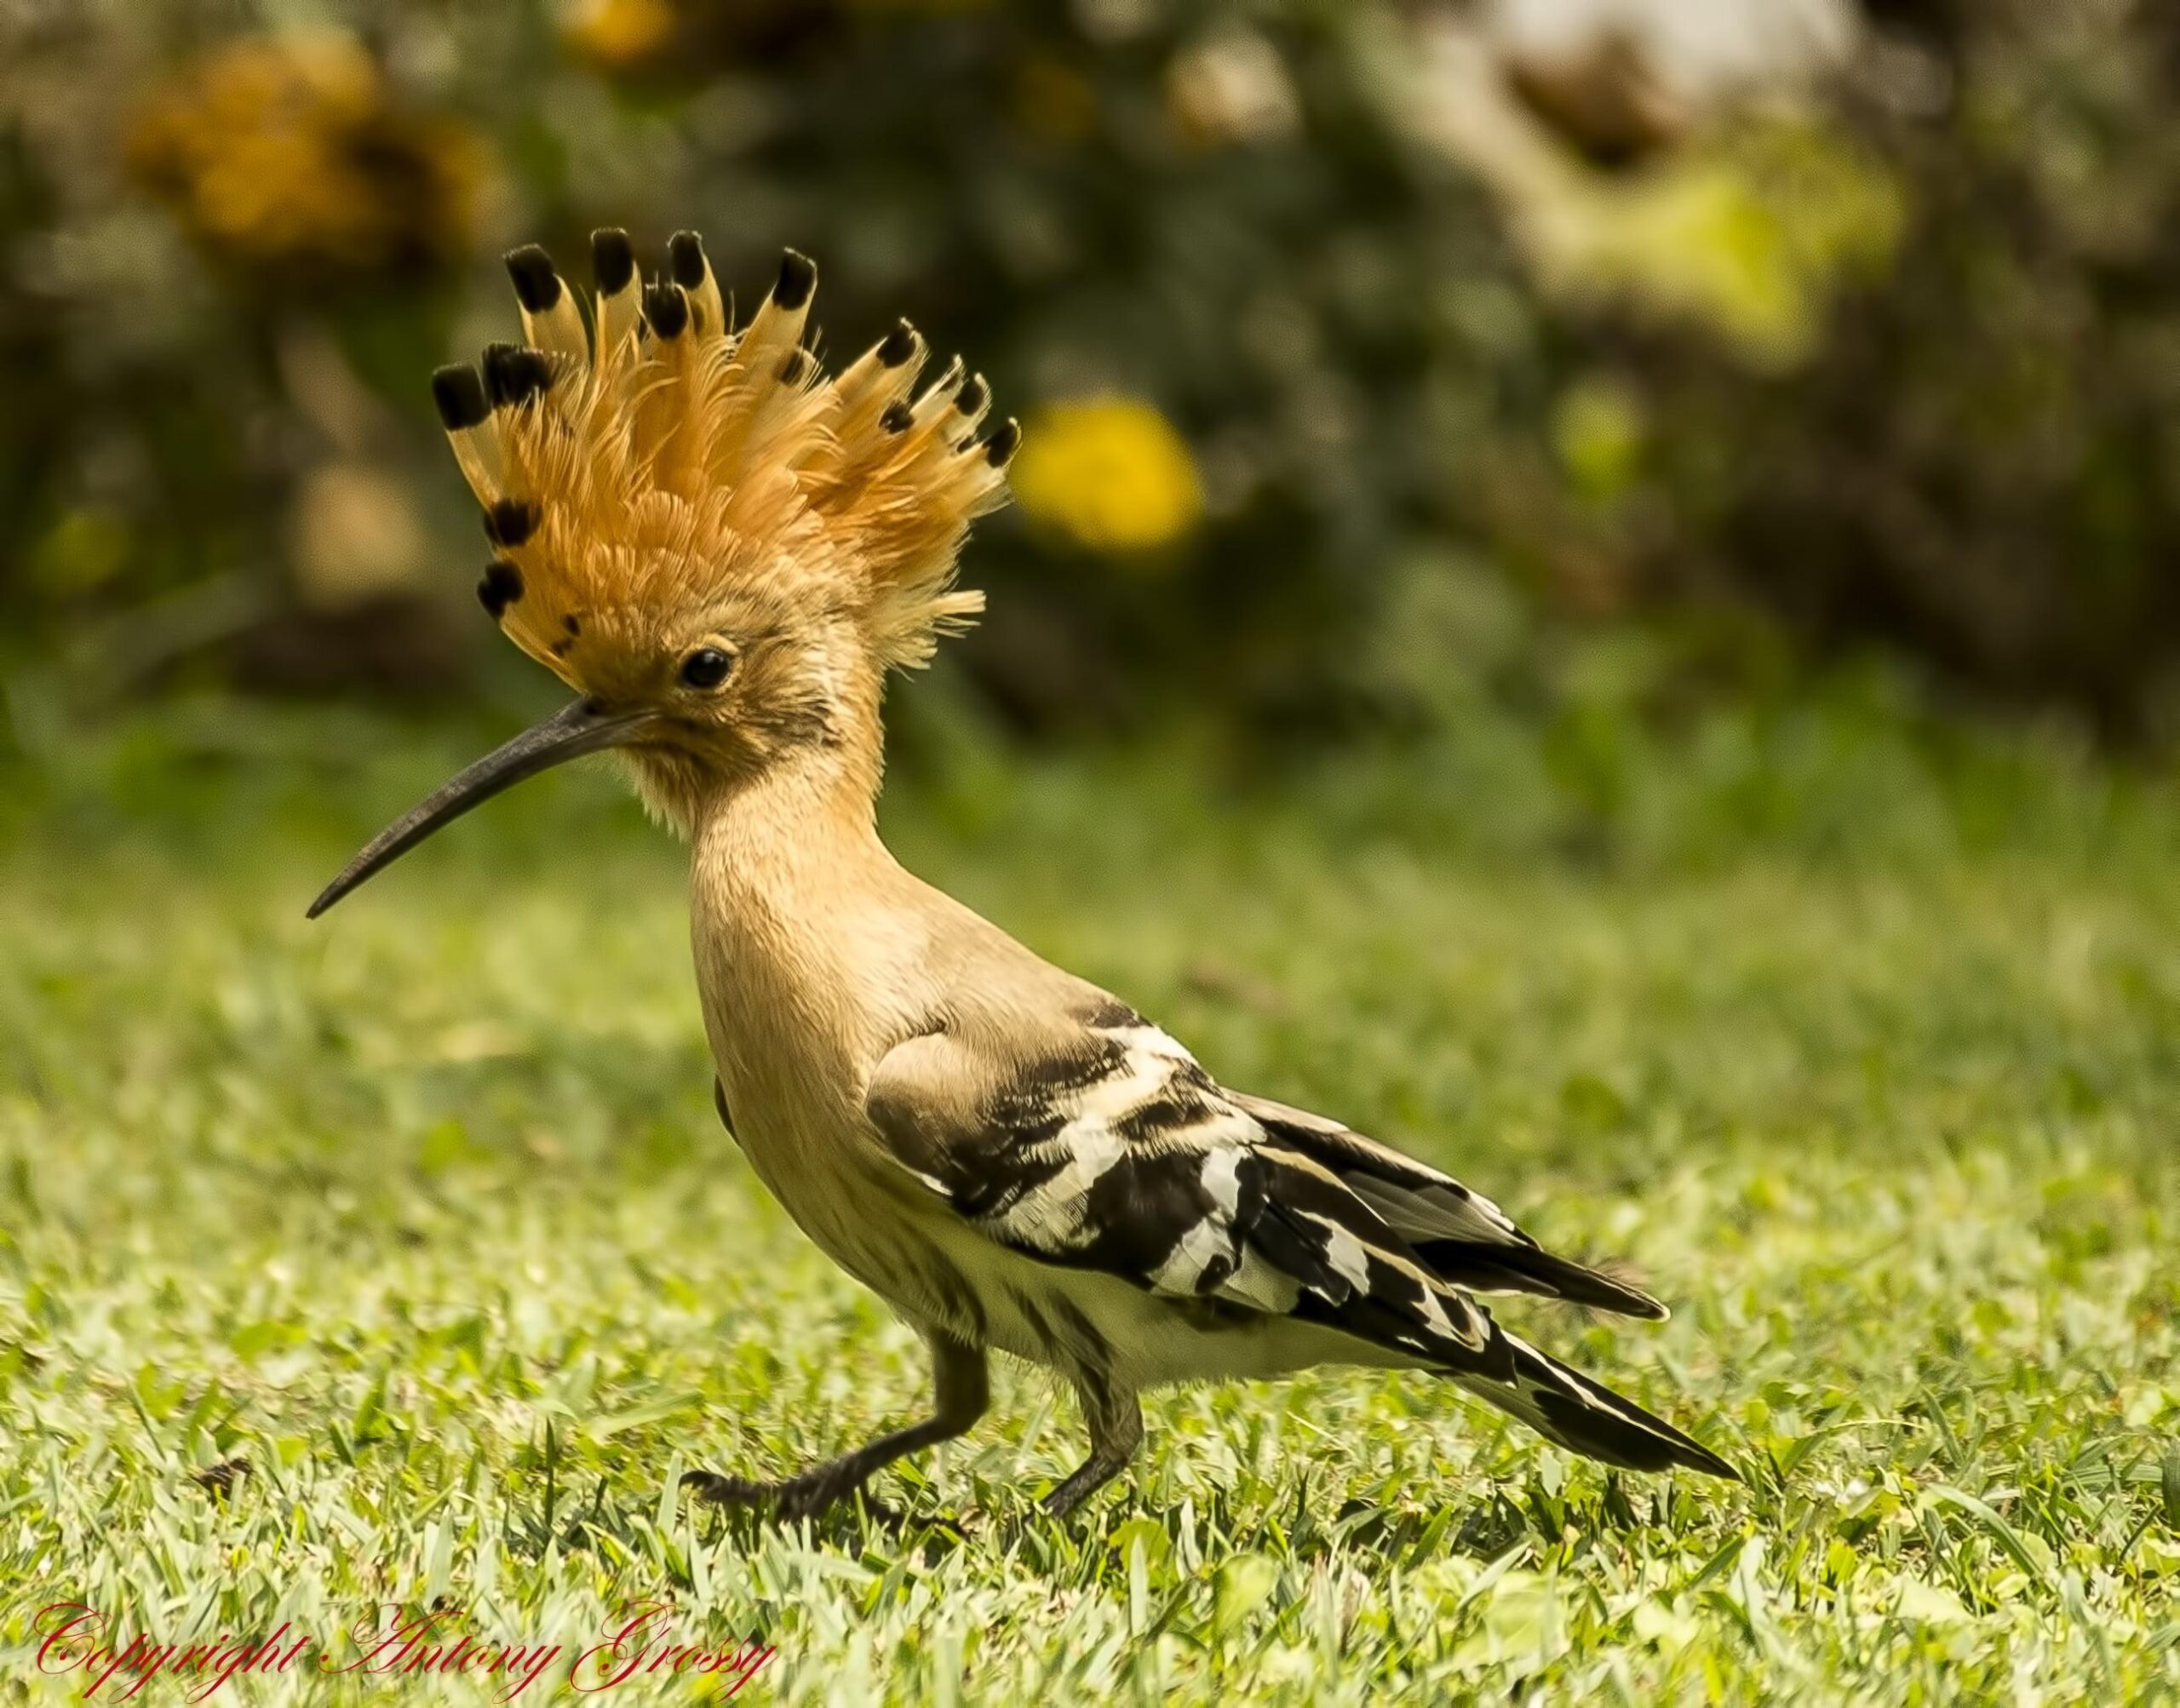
[1452,1330,1739,1480]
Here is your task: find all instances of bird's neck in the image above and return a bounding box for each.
[683,731,925,1095]
[692,738,893,905]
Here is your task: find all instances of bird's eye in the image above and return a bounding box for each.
[679,646,735,690]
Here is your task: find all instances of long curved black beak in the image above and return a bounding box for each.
[307,697,652,919]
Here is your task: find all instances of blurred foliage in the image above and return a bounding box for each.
[1611,2,2180,741]
[0,0,2174,749]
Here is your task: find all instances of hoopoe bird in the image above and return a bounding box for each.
[311,228,1736,1522]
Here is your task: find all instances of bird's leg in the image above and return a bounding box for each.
[1041,1374,1143,1518]
[686,1334,987,1526]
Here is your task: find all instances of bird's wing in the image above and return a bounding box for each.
[1220,1091,1667,1320]
[864,1000,1655,1374]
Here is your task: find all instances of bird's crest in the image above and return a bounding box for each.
[433,230,1018,680]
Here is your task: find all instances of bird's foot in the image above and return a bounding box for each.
[1036,1449,1136,1521]
[682,1467,962,1535]
[681,1465,880,1524]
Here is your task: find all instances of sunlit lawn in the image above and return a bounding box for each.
[3,685,2177,1703]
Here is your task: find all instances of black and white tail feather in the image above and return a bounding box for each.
[868,1000,1737,1482]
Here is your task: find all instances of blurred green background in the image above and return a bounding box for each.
[4,0,2177,757]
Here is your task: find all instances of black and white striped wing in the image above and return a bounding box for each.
[1222,1091,1668,1321]
[866,1005,1641,1370]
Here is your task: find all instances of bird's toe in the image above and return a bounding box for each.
[773,1465,863,1524]
[681,1469,770,1508]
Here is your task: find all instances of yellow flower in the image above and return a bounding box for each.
[1011,398,1204,556]
[561,0,679,72]
[125,33,484,283]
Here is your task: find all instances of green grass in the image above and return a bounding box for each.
[3,685,2178,1703]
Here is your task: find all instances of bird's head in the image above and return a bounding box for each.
[309,228,1016,917]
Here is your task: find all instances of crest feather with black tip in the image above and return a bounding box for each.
[432,229,1016,682]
